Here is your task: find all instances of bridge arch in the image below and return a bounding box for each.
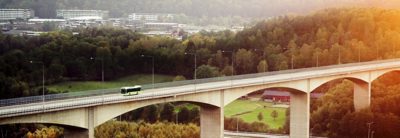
[94,95,221,127]
[310,77,370,111]
[223,80,310,138]
[224,80,308,106]
[309,74,370,92]
[371,68,400,82]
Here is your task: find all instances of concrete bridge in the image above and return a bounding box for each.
[1,59,400,138]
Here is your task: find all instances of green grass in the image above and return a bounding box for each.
[47,74,174,92]
[224,99,288,129]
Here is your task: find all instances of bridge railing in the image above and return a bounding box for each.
[1,58,399,107]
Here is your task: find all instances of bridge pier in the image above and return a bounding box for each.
[88,107,94,138]
[353,81,370,111]
[290,92,310,138]
[200,105,223,138]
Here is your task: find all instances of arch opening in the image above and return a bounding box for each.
[224,87,306,136]
[95,101,220,138]
[309,78,370,137]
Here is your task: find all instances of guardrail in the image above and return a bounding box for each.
[0,58,399,108]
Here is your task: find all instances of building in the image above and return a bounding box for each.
[128,13,174,21]
[0,9,34,21]
[56,10,108,19]
[262,90,324,102]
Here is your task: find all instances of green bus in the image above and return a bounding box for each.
[121,85,141,96]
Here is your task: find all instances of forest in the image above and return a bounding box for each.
[3,7,400,137]
[3,8,400,99]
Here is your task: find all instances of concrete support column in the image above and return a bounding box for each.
[200,106,223,138]
[353,82,370,111]
[88,107,94,138]
[290,92,310,138]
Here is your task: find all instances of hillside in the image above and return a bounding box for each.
[0,0,398,18]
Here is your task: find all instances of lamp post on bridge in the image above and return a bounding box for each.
[253,48,267,73]
[141,55,155,89]
[90,57,104,83]
[222,50,234,87]
[90,57,105,103]
[30,61,45,112]
[367,122,374,138]
[185,52,197,92]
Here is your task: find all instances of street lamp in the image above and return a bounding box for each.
[185,52,197,92]
[30,61,45,112]
[367,122,374,138]
[253,48,267,73]
[221,50,234,76]
[371,131,374,138]
[291,55,294,69]
[316,51,320,67]
[141,55,155,89]
[90,57,104,82]
[222,50,234,89]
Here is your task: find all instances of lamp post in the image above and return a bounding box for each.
[141,55,155,89]
[90,57,104,83]
[185,52,197,92]
[222,50,234,88]
[358,43,361,62]
[30,61,45,112]
[367,122,374,138]
[371,131,374,138]
[221,50,234,76]
[291,55,294,69]
[316,51,320,67]
[253,48,266,73]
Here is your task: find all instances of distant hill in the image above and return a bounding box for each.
[2,0,400,18]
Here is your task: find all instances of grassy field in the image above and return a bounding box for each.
[224,99,288,129]
[47,74,174,92]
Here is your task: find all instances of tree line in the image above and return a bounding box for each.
[3,8,400,99]
[95,121,199,138]
[119,103,200,125]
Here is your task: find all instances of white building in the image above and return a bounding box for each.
[0,9,34,21]
[128,13,174,21]
[56,10,108,19]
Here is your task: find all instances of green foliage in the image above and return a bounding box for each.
[119,103,200,125]
[195,65,219,79]
[271,110,278,121]
[5,8,400,100]
[25,125,64,138]
[95,121,199,138]
[224,100,287,129]
[173,75,186,81]
[257,112,263,121]
[311,72,400,138]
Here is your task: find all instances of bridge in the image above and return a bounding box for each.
[1,59,400,138]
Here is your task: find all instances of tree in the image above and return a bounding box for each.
[235,49,255,74]
[160,103,174,122]
[271,110,278,121]
[195,65,219,79]
[178,107,190,124]
[173,75,186,81]
[258,112,264,121]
